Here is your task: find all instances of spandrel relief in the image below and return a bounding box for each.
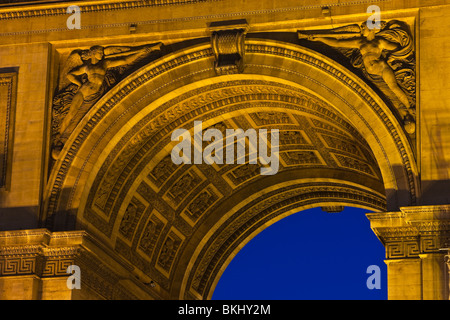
[299,20,416,134]
[52,43,163,159]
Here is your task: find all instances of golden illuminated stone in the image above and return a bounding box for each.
[0,0,449,300]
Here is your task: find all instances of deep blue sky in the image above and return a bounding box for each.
[212,206,387,300]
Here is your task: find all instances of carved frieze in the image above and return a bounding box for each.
[155,228,185,278]
[281,150,322,166]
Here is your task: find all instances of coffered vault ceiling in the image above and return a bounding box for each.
[73,78,386,299]
[43,36,419,298]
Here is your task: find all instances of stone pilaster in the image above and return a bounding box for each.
[0,229,159,300]
[444,251,450,300]
[367,205,450,300]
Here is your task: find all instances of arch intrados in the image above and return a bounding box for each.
[204,201,377,300]
[44,39,417,254]
[178,175,385,299]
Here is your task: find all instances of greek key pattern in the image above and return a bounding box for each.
[0,257,35,276]
[386,240,420,258]
[42,259,74,277]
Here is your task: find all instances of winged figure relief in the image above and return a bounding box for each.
[298,20,416,134]
[52,43,163,159]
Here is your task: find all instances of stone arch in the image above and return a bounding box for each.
[43,39,419,299]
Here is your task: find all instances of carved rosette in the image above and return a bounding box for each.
[51,43,163,159]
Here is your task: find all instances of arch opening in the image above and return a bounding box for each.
[211,206,387,300]
[43,39,419,299]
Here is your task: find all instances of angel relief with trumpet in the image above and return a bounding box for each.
[51,43,163,159]
[298,20,416,134]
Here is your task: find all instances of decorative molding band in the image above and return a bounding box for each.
[0,0,221,20]
[0,71,17,191]
[0,0,392,23]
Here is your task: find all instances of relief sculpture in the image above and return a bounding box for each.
[299,20,416,134]
[52,43,163,159]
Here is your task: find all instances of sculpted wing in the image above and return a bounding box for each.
[57,49,85,91]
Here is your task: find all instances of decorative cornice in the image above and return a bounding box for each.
[0,0,220,20]
[0,245,41,256]
[0,0,393,21]
[401,205,450,220]
[367,207,450,259]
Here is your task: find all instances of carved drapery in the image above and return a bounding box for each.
[298,19,416,134]
[51,43,163,159]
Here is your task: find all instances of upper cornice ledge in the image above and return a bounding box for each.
[0,0,220,20]
[0,0,394,20]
